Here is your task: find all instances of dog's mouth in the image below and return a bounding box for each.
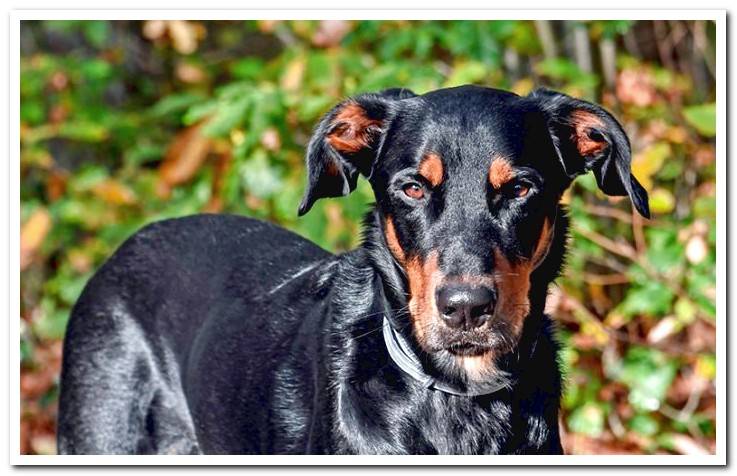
[445,341,493,357]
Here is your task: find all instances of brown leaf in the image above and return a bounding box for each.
[45,170,68,202]
[157,123,212,196]
[48,71,68,92]
[203,150,232,213]
[686,319,716,353]
[20,208,52,271]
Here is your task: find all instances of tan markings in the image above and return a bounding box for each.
[531,217,555,268]
[384,216,405,263]
[570,110,607,157]
[418,153,444,187]
[406,251,441,348]
[492,217,556,334]
[458,354,496,381]
[488,157,515,189]
[326,102,383,154]
[324,159,340,177]
[493,250,533,336]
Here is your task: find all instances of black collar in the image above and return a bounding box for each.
[381,317,515,397]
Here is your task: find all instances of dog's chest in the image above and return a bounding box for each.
[405,393,514,454]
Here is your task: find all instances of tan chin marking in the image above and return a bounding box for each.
[406,251,440,348]
[457,353,496,382]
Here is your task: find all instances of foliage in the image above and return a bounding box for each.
[19,20,717,455]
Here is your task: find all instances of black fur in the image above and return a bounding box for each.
[57,85,648,455]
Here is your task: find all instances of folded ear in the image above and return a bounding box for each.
[298,88,416,216]
[528,88,650,218]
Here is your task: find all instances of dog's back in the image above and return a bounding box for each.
[57,214,331,454]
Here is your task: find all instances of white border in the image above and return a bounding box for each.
[8,9,727,467]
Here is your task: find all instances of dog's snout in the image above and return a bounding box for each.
[436,284,496,330]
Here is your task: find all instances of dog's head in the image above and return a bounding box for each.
[299,85,649,381]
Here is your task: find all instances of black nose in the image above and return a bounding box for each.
[436,284,496,330]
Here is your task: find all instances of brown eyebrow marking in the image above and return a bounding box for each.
[418,152,444,187]
[488,157,515,189]
[570,110,607,157]
[326,102,383,154]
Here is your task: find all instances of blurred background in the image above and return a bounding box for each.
[19,20,717,455]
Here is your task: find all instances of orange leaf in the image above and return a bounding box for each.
[20,208,52,271]
[92,179,136,205]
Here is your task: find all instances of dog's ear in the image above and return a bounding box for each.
[528,88,650,218]
[298,88,416,216]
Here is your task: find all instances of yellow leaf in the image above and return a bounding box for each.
[93,179,136,205]
[512,78,534,96]
[281,57,306,92]
[649,187,675,214]
[631,142,671,192]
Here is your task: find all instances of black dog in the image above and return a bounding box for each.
[57,85,649,455]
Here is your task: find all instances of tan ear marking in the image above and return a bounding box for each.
[326,102,383,154]
[570,110,607,157]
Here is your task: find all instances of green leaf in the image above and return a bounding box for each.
[683,103,716,137]
[612,347,678,412]
[202,97,250,137]
[240,150,283,199]
[629,413,659,436]
[616,280,674,318]
[444,61,487,87]
[568,402,605,437]
[83,21,111,49]
[150,93,207,118]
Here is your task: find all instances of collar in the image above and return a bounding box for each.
[382,317,514,397]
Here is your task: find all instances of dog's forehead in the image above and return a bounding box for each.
[391,86,539,170]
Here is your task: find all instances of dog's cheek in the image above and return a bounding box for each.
[493,251,533,336]
[493,217,555,335]
[406,251,440,349]
[384,216,406,263]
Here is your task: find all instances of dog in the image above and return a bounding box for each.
[57,85,649,455]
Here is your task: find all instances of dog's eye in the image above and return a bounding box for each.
[402,182,425,200]
[513,183,530,198]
